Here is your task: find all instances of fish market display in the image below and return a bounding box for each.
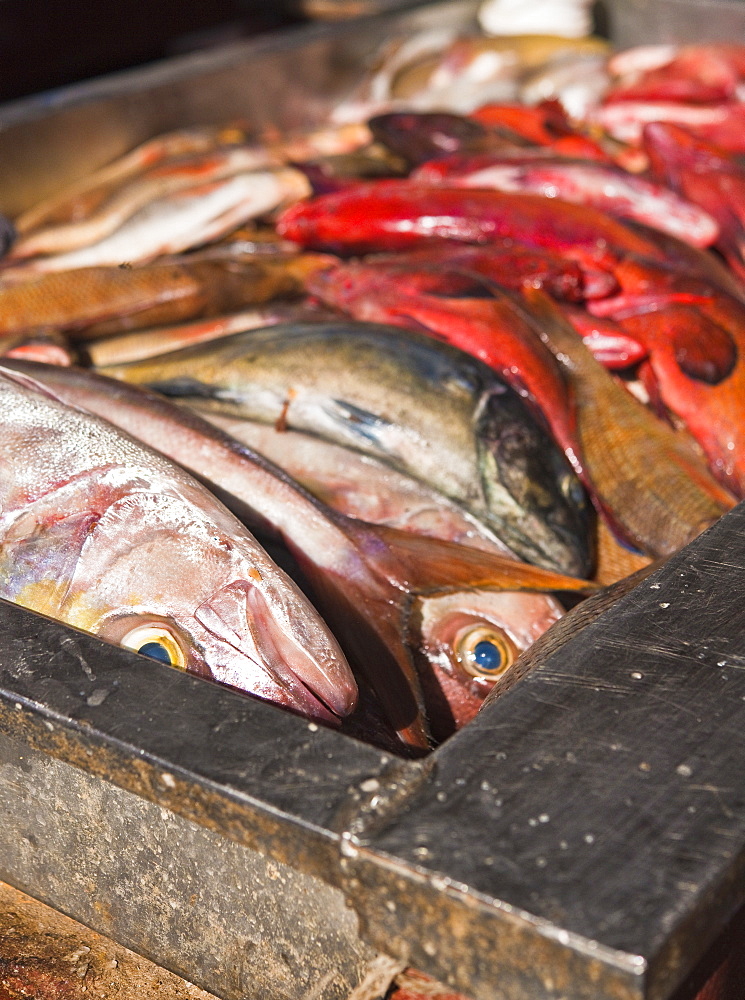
[98,320,593,578]
[3,360,593,747]
[0,369,357,726]
[4,21,745,754]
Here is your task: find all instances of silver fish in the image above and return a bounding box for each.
[98,321,594,577]
[0,370,356,725]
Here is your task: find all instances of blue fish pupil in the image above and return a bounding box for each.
[138,641,172,664]
[473,640,503,673]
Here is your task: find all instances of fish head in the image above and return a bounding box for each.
[408,586,564,741]
[476,384,594,577]
[60,488,357,725]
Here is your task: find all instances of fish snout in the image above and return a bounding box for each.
[195,579,357,724]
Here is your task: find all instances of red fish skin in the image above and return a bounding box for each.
[276,180,667,270]
[411,153,719,248]
[643,121,745,282]
[605,47,742,104]
[307,259,582,474]
[561,306,648,369]
[611,299,745,497]
[366,243,615,302]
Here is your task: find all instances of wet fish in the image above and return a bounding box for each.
[275,180,666,271]
[306,257,580,467]
[521,288,736,557]
[411,155,719,248]
[98,320,594,577]
[9,145,284,261]
[5,360,594,745]
[13,126,243,236]
[85,301,339,368]
[0,254,331,341]
[8,169,311,274]
[0,369,356,726]
[199,414,517,557]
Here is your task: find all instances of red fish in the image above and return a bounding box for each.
[276,179,667,271]
[604,45,745,104]
[613,297,745,498]
[411,154,719,248]
[366,243,616,301]
[642,121,745,283]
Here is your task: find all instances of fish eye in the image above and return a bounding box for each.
[454,625,517,679]
[120,624,187,669]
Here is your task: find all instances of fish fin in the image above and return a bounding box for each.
[1,510,100,617]
[342,520,597,595]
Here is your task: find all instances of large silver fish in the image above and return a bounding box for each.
[99,321,594,578]
[0,370,356,725]
[4,361,595,747]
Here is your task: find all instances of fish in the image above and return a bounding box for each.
[367,111,519,168]
[7,168,311,274]
[642,121,745,282]
[8,145,285,261]
[607,296,745,499]
[588,100,745,153]
[604,44,745,105]
[481,559,658,703]
[85,301,339,368]
[0,253,332,341]
[13,122,370,237]
[0,368,357,727]
[364,242,615,301]
[275,179,667,271]
[521,288,736,557]
[4,360,595,745]
[411,154,720,248]
[97,320,594,578]
[13,126,245,236]
[195,413,518,557]
[306,257,580,467]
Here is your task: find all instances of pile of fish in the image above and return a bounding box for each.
[0,25,743,755]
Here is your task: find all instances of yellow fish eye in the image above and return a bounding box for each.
[454,625,516,679]
[120,624,187,670]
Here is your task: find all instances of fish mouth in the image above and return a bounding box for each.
[195,580,357,724]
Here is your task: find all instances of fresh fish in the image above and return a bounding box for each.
[4,360,595,745]
[367,111,515,168]
[521,288,736,557]
[607,295,745,499]
[0,254,331,340]
[13,126,243,236]
[8,169,311,274]
[275,180,667,271]
[481,560,658,703]
[306,258,580,468]
[605,44,745,105]
[198,414,517,557]
[98,321,594,577]
[9,145,284,261]
[643,121,745,281]
[14,123,369,237]
[85,301,339,368]
[411,155,719,248]
[364,242,613,301]
[0,369,357,726]
[588,100,745,152]
[518,53,611,118]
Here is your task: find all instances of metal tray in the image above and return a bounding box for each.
[1,4,745,999]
